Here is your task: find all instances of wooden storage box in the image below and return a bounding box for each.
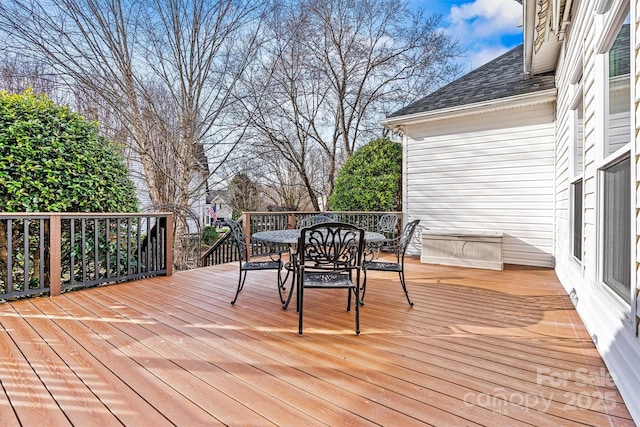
[421,229,503,270]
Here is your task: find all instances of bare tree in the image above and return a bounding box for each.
[0,0,266,268]
[241,0,463,207]
[229,172,262,215]
[0,55,61,98]
[234,1,327,210]
[253,143,324,211]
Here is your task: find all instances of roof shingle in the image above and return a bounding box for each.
[387,44,555,119]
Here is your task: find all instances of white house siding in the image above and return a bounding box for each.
[124,152,152,211]
[125,147,207,234]
[552,0,640,422]
[206,195,233,226]
[403,103,555,267]
[636,0,640,344]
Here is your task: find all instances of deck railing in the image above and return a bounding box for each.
[0,212,173,301]
[200,226,238,266]
[201,211,402,266]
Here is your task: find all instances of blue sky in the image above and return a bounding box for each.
[410,0,523,72]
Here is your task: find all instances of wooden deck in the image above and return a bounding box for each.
[0,257,634,426]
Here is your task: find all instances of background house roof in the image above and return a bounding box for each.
[387,45,555,119]
[206,189,231,205]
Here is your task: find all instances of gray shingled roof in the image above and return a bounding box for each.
[387,44,555,119]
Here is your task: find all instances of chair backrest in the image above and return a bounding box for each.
[226,219,248,260]
[300,214,333,228]
[399,219,421,255]
[378,214,399,234]
[298,222,365,270]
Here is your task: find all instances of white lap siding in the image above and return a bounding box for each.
[403,102,556,267]
[551,0,640,422]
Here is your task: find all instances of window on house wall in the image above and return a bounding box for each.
[607,23,631,156]
[599,11,631,304]
[570,79,584,262]
[572,179,583,261]
[602,157,631,302]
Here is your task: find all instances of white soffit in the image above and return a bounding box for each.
[380,89,557,128]
[526,0,566,75]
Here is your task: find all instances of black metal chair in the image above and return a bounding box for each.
[369,213,399,258]
[280,214,334,301]
[378,213,398,236]
[296,222,365,335]
[362,219,420,306]
[299,214,333,228]
[226,219,285,305]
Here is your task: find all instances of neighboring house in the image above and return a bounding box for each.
[125,143,210,235]
[205,190,233,227]
[382,0,639,423]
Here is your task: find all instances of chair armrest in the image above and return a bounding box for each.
[374,235,400,247]
[248,239,286,260]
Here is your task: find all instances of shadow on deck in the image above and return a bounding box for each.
[0,258,634,426]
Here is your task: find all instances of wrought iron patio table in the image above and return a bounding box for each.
[252,229,386,245]
[252,228,385,308]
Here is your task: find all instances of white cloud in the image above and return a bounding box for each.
[448,0,522,39]
[411,0,523,70]
[439,0,522,70]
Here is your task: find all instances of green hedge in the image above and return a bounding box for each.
[0,90,138,212]
[329,138,402,211]
[202,225,220,245]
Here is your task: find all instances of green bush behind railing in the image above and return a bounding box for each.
[0,212,173,302]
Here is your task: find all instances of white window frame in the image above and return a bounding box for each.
[569,75,584,265]
[594,1,633,319]
[598,154,631,301]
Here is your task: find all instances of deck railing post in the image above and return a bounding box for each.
[49,214,62,297]
[165,213,173,276]
[288,212,296,229]
[242,212,251,259]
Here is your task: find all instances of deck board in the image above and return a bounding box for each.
[0,312,70,427]
[103,276,429,426]
[0,259,635,426]
[31,297,214,426]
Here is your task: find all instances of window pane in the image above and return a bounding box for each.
[602,158,630,303]
[607,22,630,157]
[572,179,582,261]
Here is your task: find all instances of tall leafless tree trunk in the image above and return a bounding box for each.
[0,0,266,268]
[241,0,463,207]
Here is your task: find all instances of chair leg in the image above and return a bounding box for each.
[280,260,298,310]
[231,269,247,304]
[354,287,360,335]
[399,271,414,306]
[277,264,290,305]
[360,268,368,306]
[282,275,296,310]
[298,283,304,334]
[295,275,301,313]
